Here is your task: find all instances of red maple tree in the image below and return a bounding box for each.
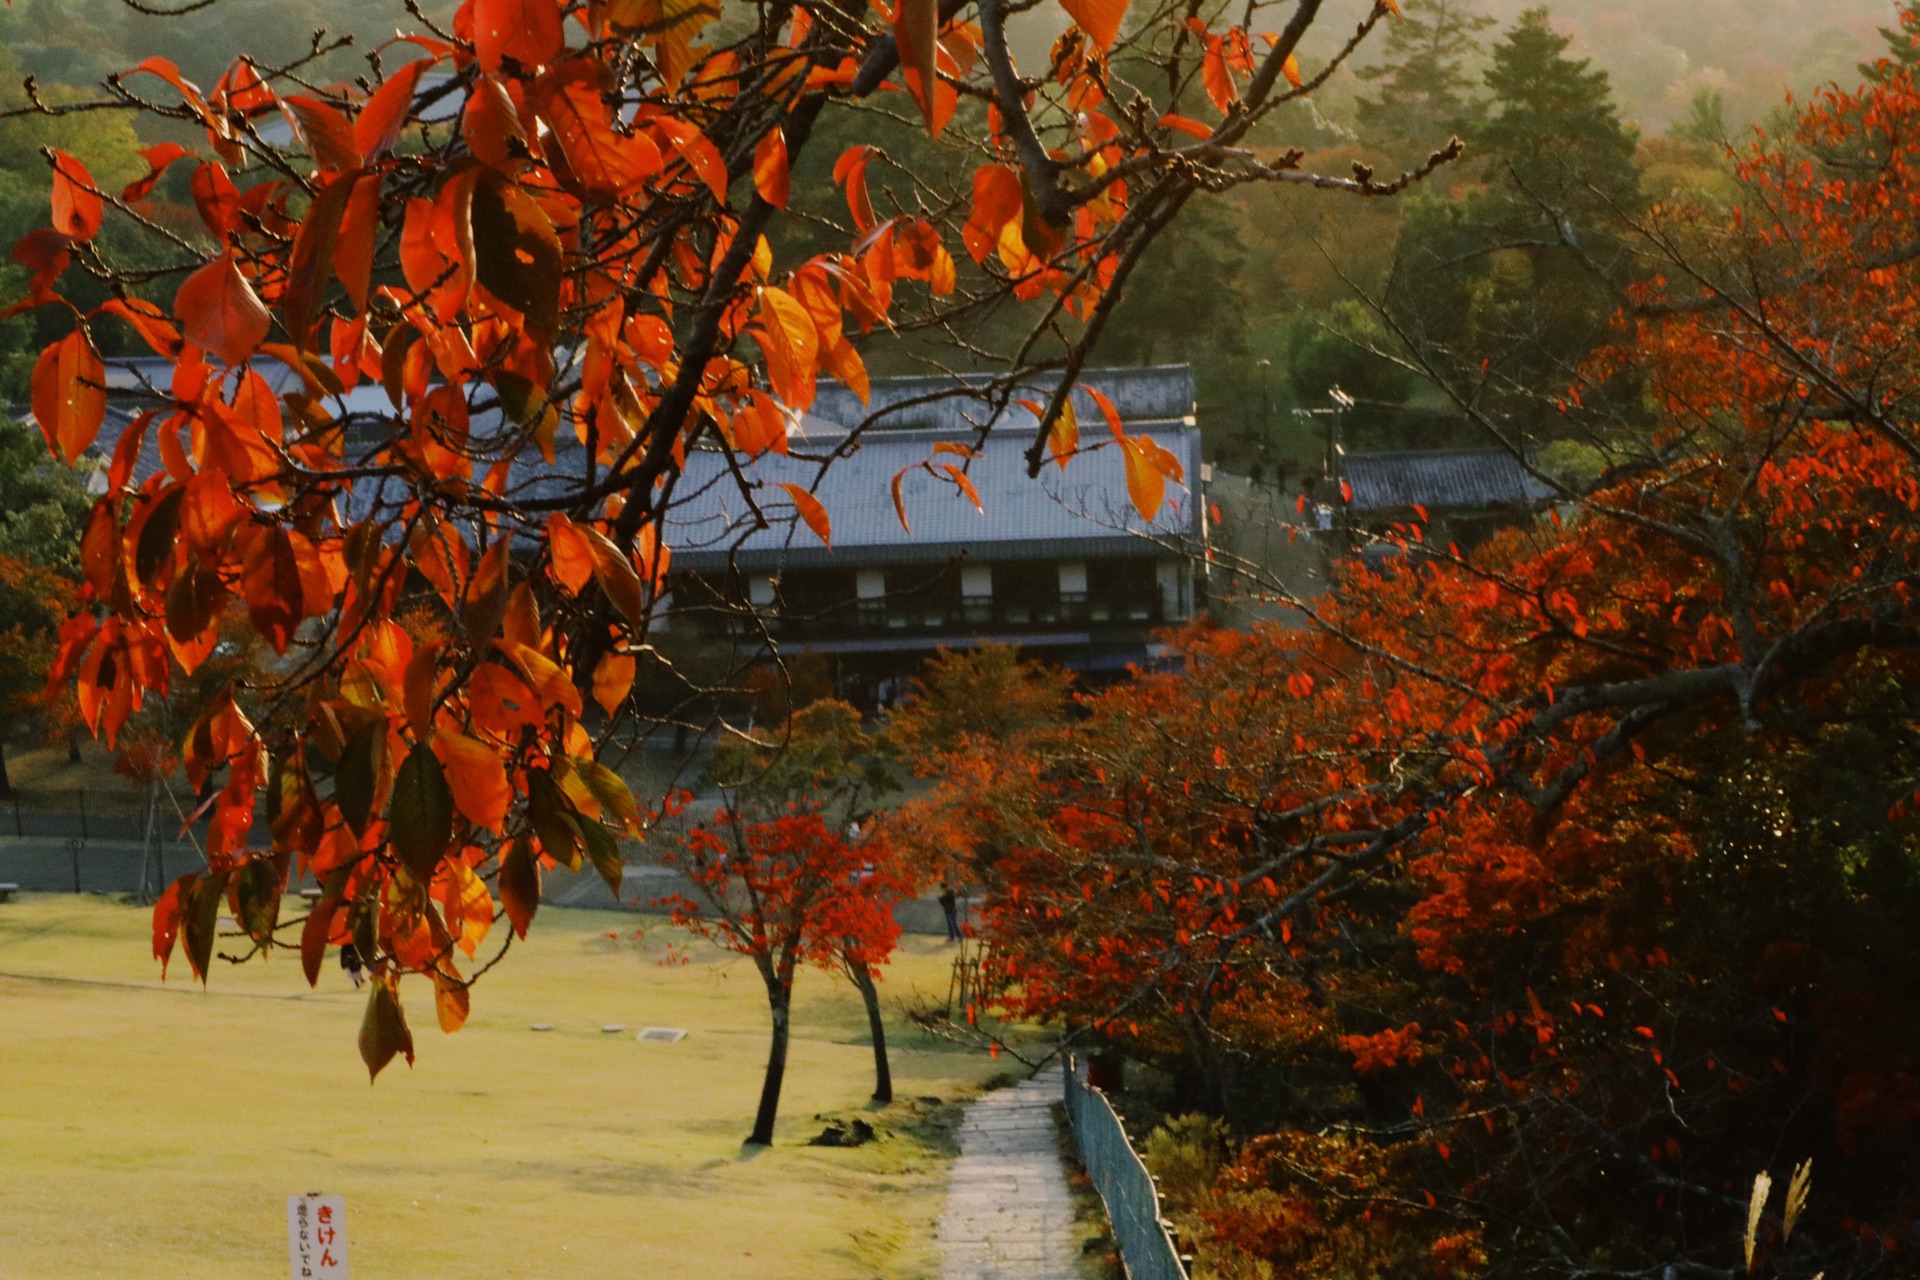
[658,803,909,1144]
[894,20,1920,1277]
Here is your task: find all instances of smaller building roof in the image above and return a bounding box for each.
[1342,448,1554,514]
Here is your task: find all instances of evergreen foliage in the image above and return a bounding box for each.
[1354,0,1497,166]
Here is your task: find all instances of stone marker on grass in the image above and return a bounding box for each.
[638,1027,688,1043]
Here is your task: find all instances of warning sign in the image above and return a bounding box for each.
[287,1193,348,1279]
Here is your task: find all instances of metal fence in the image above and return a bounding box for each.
[1063,1058,1189,1280]
[0,786,228,897]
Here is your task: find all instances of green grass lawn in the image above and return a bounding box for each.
[0,894,1018,1279]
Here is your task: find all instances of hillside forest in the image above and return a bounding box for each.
[0,0,1901,473]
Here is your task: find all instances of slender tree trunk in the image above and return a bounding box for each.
[848,959,892,1103]
[139,775,161,901]
[1175,1009,1229,1117]
[0,740,12,798]
[65,728,81,765]
[747,983,793,1145]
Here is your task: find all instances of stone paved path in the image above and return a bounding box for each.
[936,1068,1080,1280]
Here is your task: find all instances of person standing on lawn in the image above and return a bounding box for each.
[938,884,962,943]
[339,943,365,990]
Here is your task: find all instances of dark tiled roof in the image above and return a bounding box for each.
[808,364,1194,436]
[666,419,1198,572]
[670,365,1198,570]
[1343,448,1553,514]
[83,360,1201,568]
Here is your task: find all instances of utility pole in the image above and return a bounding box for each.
[1254,357,1273,484]
[1257,358,1272,440]
[1326,385,1354,483]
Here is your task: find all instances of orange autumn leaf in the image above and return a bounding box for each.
[592,650,636,717]
[498,836,539,940]
[97,298,182,359]
[8,228,71,315]
[31,328,106,464]
[174,251,271,366]
[498,640,584,718]
[335,174,383,312]
[279,172,355,350]
[1086,384,1125,441]
[359,976,415,1080]
[891,466,912,533]
[546,512,595,594]
[438,857,495,959]
[940,462,983,512]
[778,482,832,547]
[472,0,565,74]
[355,57,429,163]
[1048,397,1080,469]
[1118,434,1183,523]
[49,151,103,240]
[581,523,648,624]
[435,732,512,833]
[188,161,241,240]
[754,126,790,209]
[757,284,820,409]
[1061,0,1129,53]
[894,0,940,133]
[535,59,663,199]
[1201,28,1253,112]
[834,144,877,232]
[469,662,543,741]
[963,163,1021,263]
[461,74,527,172]
[651,116,728,202]
[282,96,359,174]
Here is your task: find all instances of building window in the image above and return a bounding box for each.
[884,565,960,629]
[1088,558,1157,623]
[1057,560,1087,622]
[994,561,1059,626]
[1156,559,1188,621]
[961,563,993,625]
[778,568,858,635]
[856,568,885,628]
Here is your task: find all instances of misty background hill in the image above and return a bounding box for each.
[0,0,1897,138]
[1433,0,1897,134]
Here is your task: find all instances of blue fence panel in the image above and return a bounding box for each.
[1063,1060,1188,1280]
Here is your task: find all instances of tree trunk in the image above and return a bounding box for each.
[746,985,792,1145]
[139,775,161,901]
[0,740,12,799]
[66,729,81,765]
[848,960,892,1104]
[1175,1012,1229,1117]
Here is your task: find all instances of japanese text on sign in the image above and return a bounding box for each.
[287,1194,348,1280]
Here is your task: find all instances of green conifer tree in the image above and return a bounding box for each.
[1380,8,1646,439]
[1477,7,1640,212]
[1353,0,1495,167]
[1865,3,1920,83]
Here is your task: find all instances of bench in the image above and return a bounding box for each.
[0,883,18,904]
[298,887,324,903]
